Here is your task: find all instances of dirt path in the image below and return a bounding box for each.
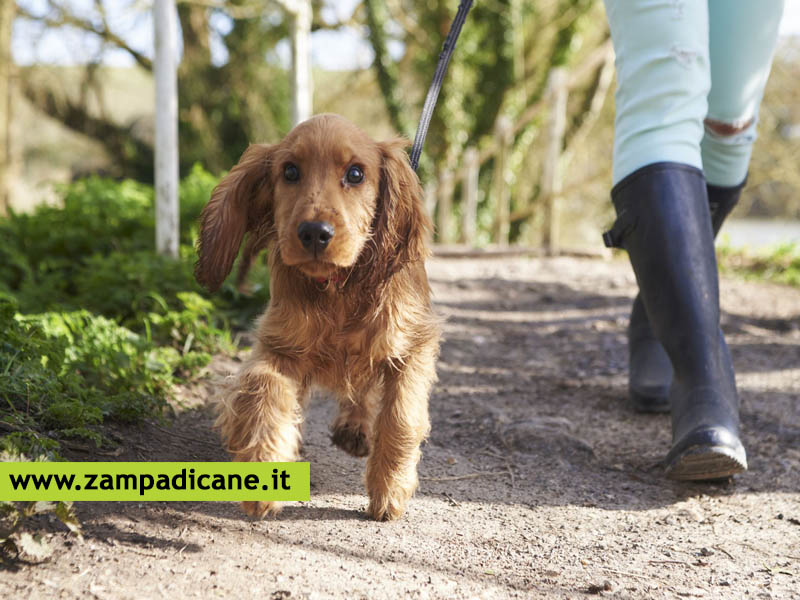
[3,256,800,599]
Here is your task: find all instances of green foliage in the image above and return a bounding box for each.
[19,2,297,181]
[364,0,413,137]
[407,0,515,169]
[364,0,607,243]
[0,167,270,462]
[1,168,273,557]
[1,274,175,455]
[177,15,292,175]
[449,1,516,147]
[718,242,800,287]
[1,498,82,563]
[746,41,800,220]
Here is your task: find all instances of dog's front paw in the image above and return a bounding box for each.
[367,476,416,521]
[366,492,409,521]
[331,425,370,457]
[241,500,283,519]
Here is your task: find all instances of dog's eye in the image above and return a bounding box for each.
[284,163,300,182]
[345,165,364,184]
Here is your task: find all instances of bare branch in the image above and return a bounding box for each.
[385,0,429,48]
[176,0,360,30]
[16,2,153,71]
[19,74,153,179]
[565,39,613,91]
[176,0,266,20]
[561,50,614,168]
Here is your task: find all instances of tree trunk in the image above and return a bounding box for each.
[540,68,567,256]
[0,0,14,215]
[177,4,211,71]
[154,0,180,258]
[364,0,411,137]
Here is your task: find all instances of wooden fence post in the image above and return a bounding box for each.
[541,67,567,256]
[492,116,513,246]
[0,0,15,215]
[436,169,455,244]
[460,147,479,246]
[424,179,437,245]
[278,0,313,126]
[154,0,180,258]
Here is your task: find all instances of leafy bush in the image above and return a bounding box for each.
[0,166,270,462]
[1,499,82,562]
[1,166,273,559]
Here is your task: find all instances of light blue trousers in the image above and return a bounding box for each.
[604,0,784,187]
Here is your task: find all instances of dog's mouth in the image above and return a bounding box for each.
[296,260,345,283]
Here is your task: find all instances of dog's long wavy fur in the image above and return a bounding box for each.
[195,114,441,521]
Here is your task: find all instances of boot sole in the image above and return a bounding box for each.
[665,444,747,481]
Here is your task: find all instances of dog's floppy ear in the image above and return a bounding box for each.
[371,139,432,278]
[195,144,275,292]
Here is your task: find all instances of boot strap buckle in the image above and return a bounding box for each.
[602,208,635,249]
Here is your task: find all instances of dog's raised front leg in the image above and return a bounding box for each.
[215,353,304,518]
[331,383,380,458]
[366,346,437,521]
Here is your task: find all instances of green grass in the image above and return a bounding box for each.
[0,167,269,559]
[0,165,270,457]
[718,242,800,287]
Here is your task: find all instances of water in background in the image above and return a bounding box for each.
[720,218,800,249]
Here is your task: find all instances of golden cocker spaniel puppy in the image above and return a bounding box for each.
[195,114,441,521]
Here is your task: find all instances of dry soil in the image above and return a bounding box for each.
[3,255,799,599]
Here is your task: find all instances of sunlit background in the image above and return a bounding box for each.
[4,0,800,249]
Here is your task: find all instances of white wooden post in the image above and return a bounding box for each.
[541,68,568,256]
[436,169,455,244]
[278,0,313,126]
[424,179,437,242]
[492,116,513,247]
[0,0,14,215]
[154,0,180,258]
[460,147,479,246]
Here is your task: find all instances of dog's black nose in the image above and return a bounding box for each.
[297,221,335,254]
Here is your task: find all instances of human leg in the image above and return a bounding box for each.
[628,0,785,411]
[702,0,784,188]
[603,0,746,478]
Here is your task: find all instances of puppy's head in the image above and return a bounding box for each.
[195,114,429,291]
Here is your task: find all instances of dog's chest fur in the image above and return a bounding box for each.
[257,269,426,396]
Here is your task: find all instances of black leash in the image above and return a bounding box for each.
[409,0,474,172]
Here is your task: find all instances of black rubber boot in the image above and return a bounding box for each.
[604,163,747,480]
[626,178,746,413]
